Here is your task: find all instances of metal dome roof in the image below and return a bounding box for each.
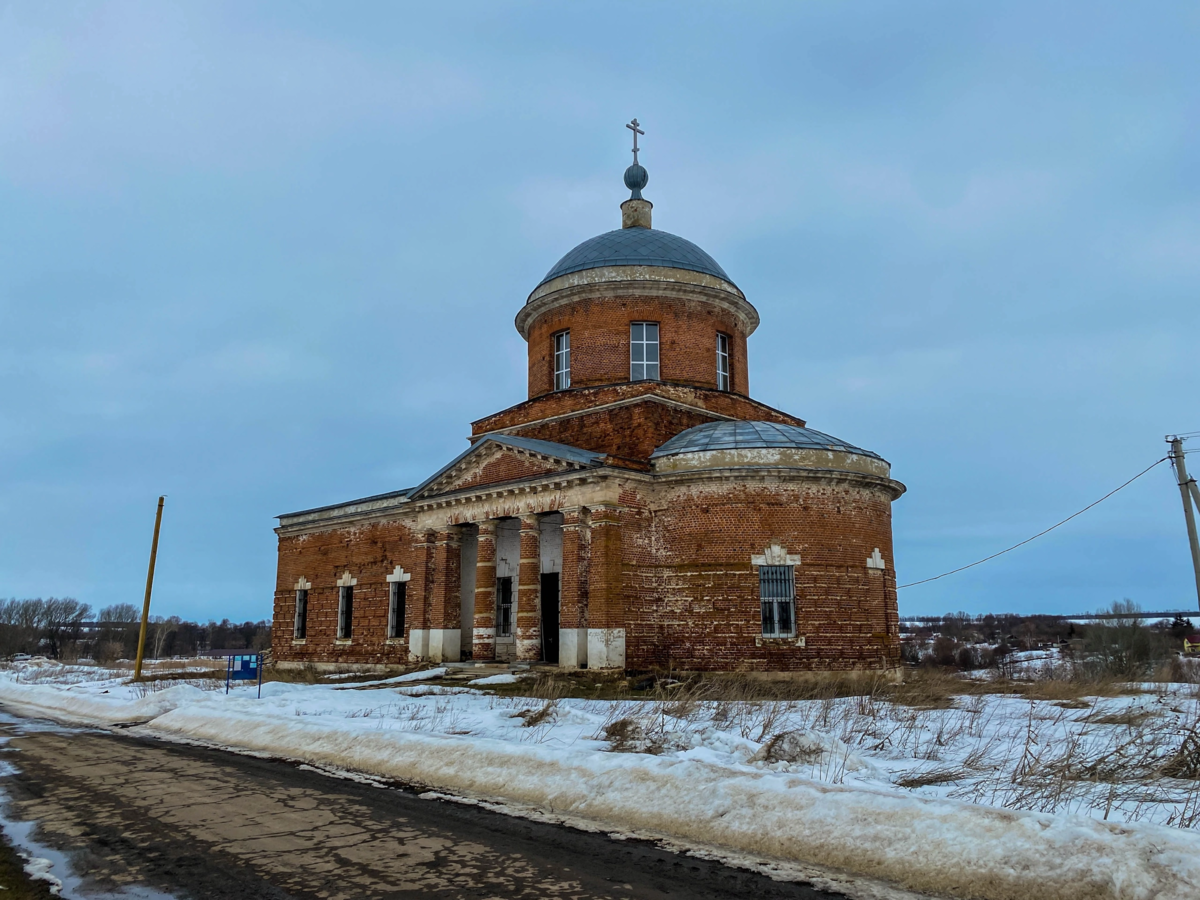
[651,420,883,460]
[538,227,733,288]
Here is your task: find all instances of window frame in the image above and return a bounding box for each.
[293,589,308,640]
[716,332,732,392]
[337,584,354,640]
[388,581,406,640]
[496,576,514,638]
[759,565,796,638]
[553,330,571,391]
[630,321,660,382]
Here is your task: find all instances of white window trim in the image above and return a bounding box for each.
[386,566,411,641]
[630,322,660,382]
[752,546,800,640]
[553,330,571,391]
[758,565,797,639]
[293,577,311,642]
[751,544,801,567]
[336,572,357,641]
[716,332,731,391]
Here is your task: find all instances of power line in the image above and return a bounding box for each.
[897,457,1171,590]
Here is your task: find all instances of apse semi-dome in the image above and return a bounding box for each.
[537,227,734,289]
[651,420,900,487]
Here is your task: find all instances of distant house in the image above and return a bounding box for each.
[1184,635,1200,655]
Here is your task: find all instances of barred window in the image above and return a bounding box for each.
[630,322,659,381]
[716,333,731,391]
[388,581,406,640]
[759,565,795,638]
[337,585,354,640]
[496,576,514,637]
[553,330,571,390]
[294,589,308,640]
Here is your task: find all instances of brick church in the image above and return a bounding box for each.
[273,126,906,672]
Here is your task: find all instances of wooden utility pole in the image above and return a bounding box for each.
[1168,438,1200,613]
[134,496,165,681]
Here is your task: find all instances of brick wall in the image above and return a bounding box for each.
[273,520,418,665]
[524,294,750,397]
[472,382,803,449]
[619,480,901,672]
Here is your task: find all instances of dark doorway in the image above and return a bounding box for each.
[540,572,560,664]
[496,577,514,638]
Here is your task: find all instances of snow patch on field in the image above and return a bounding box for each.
[0,661,1197,900]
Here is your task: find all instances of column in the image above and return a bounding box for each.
[472,520,497,661]
[407,530,436,660]
[586,505,625,669]
[516,514,542,661]
[428,528,462,662]
[558,507,589,669]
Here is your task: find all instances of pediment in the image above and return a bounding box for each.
[410,438,601,500]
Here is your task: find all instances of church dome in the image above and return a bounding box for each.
[537,227,734,289]
[652,420,883,459]
[650,420,898,486]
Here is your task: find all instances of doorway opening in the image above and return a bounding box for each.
[540,572,560,664]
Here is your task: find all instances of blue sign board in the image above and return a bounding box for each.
[225,653,263,697]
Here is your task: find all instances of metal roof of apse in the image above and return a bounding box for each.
[538,227,733,287]
[651,420,884,460]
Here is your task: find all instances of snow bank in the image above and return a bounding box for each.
[0,681,208,726]
[0,671,1197,900]
[468,673,523,685]
[144,704,1198,900]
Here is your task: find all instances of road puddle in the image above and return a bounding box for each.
[0,712,178,900]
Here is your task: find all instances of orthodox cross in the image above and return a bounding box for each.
[626,118,644,165]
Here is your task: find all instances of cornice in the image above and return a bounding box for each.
[516,272,759,339]
[652,465,908,500]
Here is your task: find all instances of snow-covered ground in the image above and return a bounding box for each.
[0,660,1197,900]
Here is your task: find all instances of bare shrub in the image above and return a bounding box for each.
[516,701,557,727]
[1162,731,1200,780]
[604,718,652,753]
[93,641,125,665]
[751,731,826,765]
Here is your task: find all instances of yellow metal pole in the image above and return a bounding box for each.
[134,496,165,681]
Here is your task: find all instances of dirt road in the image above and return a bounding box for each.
[0,716,847,900]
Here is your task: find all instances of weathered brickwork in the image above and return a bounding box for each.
[617,481,900,671]
[508,400,722,463]
[272,520,418,665]
[472,382,803,458]
[454,452,563,492]
[524,294,750,397]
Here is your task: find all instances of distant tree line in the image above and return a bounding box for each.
[0,598,271,662]
[901,599,1197,677]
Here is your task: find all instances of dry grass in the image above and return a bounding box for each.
[1085,709,1155,727]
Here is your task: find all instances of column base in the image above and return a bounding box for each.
[559,628,589,669]
[587,628,625,669]
[408,628,429,660]
[428,628,462,662]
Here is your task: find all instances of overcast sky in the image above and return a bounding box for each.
[2,1,1198,622]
